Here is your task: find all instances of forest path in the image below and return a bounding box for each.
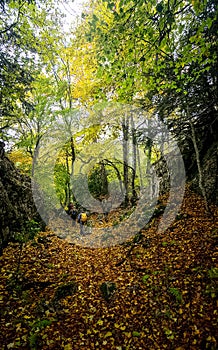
[0,187,217,349]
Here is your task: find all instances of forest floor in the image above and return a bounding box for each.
[0,186,217,350]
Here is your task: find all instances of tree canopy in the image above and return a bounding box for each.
[1,0,217,207]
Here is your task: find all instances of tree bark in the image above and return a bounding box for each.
[65,151,70,206]
[130,115,137,204]
[122,116,130,206]
[103,159,124,196]
[189,119,210,212]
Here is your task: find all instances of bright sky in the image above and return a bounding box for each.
[59,0,88,29]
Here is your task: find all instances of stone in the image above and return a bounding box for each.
[0,144,45,250]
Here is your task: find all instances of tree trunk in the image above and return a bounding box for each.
[137,144,143,188]
[65,152,70,206]
[122,116,130,206]
[145,137,153,198]
[189,119,210,212]
[104,159,124,197]
[100,161,108,197]
[130,115,137,204]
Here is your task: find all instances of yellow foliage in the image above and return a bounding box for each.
[69,42,101,105]
[8,150,32,174]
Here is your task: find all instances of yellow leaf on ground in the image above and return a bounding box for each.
[104,331,112,338]
[97,319,103,325]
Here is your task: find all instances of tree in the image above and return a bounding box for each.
[0,0,65,140]
[11,75,57,175]
[0,1,36,134]
[79,0,218,206]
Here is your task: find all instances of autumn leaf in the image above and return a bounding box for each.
[64,344,72,350]
[104,331,113,338]
[97,319,104,326]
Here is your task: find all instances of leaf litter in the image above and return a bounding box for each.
[0,186,217,349]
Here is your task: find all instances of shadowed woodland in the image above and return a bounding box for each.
[0,0,218,349]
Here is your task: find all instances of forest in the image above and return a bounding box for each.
[0,0,217,349]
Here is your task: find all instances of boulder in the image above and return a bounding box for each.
[0,143,45,250]
[191,142,218,204]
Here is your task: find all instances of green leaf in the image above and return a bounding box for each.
[132,331,140,337]
[142,275,150,284]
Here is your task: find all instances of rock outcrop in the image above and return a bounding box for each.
[152,118,218,205]
[190,141,218,205]
[0,142,45,250]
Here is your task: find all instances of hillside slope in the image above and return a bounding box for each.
[0,187,217,349]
